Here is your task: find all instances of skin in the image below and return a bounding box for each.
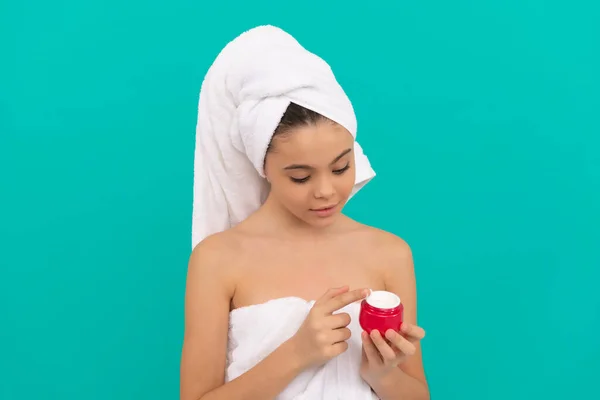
[180,120,429,400]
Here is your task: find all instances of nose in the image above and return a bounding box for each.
[314,176,334,199]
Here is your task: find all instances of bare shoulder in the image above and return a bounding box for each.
[367,225,412,256]
[354,224,418,313]
[189,230,241,274]
[370,228,416,294]
[184,231,240,332]
[181,230,244,399]
[188,228,252,287]
[348,219,414,276]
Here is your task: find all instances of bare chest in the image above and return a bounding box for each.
[230,238,386,310]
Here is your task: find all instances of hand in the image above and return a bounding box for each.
[289,286,369,370]
[360,323,426,383]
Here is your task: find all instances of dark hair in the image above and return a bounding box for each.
[265,102,331,155]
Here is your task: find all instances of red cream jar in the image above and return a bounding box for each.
[359,290,404,334]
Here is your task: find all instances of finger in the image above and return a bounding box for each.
[329,327,352,344]
[316,286,349,303]
[361,331,382,364]
[400,323,426,341]
[321,288,369,314]
[385,329,416,356]
[325,312,351,329]
[370,330,397,363]
[328,341,349,358]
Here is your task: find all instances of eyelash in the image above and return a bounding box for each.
[290,163,350,184]
[333,164,350,175]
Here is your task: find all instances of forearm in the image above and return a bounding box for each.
[366,368,429,400]
[199,339,304,400]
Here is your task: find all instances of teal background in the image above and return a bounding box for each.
[1,1,599,399]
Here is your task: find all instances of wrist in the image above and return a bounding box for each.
[362,367,396,392]
[281,337,309,373]
[364,367,430,400]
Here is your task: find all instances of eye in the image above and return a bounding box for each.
[290,176,310,184]
[333,163,350,175]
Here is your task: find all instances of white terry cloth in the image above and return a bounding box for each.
[191,25,376,248]
[227,298,379,399]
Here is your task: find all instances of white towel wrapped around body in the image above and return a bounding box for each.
[191,25,375,248]
[227,298,379,399]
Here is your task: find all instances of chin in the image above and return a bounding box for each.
[303,212,341,228]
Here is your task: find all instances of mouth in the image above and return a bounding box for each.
[310,204,338,211]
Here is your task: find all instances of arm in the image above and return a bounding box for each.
[366,237,430,400]
[179,236,305,400]
[366,364,429,400]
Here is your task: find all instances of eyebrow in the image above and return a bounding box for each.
[283,148,352,170]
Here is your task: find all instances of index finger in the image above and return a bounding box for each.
[318,288,369,314]
[316,286,350,302]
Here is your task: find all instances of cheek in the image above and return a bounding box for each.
[285,186,310,207]
[273,180,309,206]
[337,170,356,198]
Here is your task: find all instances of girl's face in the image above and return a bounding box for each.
[264,121,356,228]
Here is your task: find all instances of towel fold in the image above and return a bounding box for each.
[192,25,375,248]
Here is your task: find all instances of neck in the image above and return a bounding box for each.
[255,192,343,238]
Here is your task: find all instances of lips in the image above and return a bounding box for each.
[309,202,339,218]
[310,204,337,211]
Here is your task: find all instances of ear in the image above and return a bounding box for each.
[263,156,272,184]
